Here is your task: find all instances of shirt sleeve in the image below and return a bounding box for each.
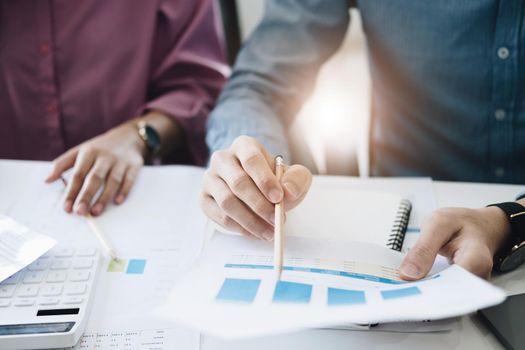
[206,0,350,159]
[144,0,229,166]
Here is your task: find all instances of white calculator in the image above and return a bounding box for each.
[0,246,102,350]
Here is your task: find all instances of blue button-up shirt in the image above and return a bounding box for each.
[207,0,525,183]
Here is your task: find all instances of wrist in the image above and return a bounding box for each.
[123,119,149,159]
[478,206,512,256]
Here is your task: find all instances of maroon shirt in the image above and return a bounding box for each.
[0,0,228,165]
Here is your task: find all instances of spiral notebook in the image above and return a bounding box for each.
[286,179,412,252]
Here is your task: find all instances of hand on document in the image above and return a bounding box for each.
[44,119,146,217]
[201,136,312,241]
[400,206,510,281]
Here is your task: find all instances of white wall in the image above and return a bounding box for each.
[235,2,371,176]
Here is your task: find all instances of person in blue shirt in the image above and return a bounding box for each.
[201,1,525,280]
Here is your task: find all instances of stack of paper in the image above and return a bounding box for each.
[156,233,506,338]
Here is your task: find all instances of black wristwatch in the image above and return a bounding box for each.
[137,120,161,161]
[487,202,525,272]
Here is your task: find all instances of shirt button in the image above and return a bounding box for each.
[39,43,50,56]
[494,109,506,121]
[497,47,510,60]
[494,167,506,178]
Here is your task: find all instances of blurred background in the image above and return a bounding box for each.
[220,1,371,177]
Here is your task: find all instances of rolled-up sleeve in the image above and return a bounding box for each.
[144,0,229,166]
[206,0,350,159]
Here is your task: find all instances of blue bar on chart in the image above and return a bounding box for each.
[216,278,261,303]
[272,281,312,304]
[381,286,421,300]
[327,288,366,306]
[126,259,147,274]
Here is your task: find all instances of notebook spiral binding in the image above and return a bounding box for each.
[386,199,412,251]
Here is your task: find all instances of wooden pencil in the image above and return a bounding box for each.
[274,155,285,279]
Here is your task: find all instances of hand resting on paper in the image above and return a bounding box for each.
[399,206,512,280]
[45,112,181,217]
[200,136,312,241]
[45,120,146,217]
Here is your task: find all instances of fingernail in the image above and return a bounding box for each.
[283,182,299,199]
[91,203,103,216]
[75,202,88,216]
[400,263,420,279]
[64,200,73,213]
[115,195,124,204]
[263,229,274,241]
[268,189,282,203]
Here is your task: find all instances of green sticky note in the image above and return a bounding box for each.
[107,259,127,272]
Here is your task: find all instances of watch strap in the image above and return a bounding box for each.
[487,202,525,271]
[137,120,161,161]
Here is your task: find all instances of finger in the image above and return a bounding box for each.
[114,166,140,204]
[91,163,126,216]
[212,152,275,225]
[399,210,461,280]
[74,157,113,215]
[231,136,283,203]
[205,174,273,240]
[63,149,97,213]
[199,193,251,236]
[46,147,79,183]
[281,164,312,211]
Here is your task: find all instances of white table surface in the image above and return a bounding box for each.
[1,160,523,350]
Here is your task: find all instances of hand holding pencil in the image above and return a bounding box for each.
[200,136,312,241]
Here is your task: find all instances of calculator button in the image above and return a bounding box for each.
[42,285,63,297]
[63,297,83,305]
[27,258,50,271]
[65,283,87,296]
[23,272,45,284]
[73,258,94,269]
[47,271,68,283]
[0,285,17,298]
[0,300,10,307]
[77,247,97,257]
[51,259,71,270]
[69,271,90,282]
[14,299,35,307]
[2,272,23,285]
[54,248,75,257]
[39,297,60,306]
[17,285,40,297]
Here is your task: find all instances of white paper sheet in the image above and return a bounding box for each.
[5,163,207,349]
[156,233,505,338]
[0,215,56,283]
[75,327,198,350]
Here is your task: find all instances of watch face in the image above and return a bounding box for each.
[500,245,525,272]
[145,125,161,153]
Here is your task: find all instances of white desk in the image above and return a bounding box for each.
[1,160,523,350]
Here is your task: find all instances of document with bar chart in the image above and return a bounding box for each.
[157,233,505,338]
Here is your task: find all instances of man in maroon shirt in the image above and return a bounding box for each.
[0,0,228,216]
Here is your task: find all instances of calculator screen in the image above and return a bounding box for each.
[0,322,75,335]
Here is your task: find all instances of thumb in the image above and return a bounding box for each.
[399,242,440,281]
[399,210,459,280]
[281,164,312,211]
